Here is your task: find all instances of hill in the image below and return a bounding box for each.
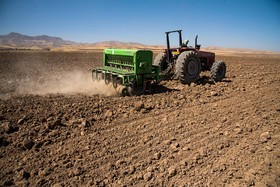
[0,32,76,49]
[0,32,163,51]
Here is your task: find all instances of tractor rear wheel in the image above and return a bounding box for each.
[210,61,226,82]
[153,52,170,77]
[175,51,201,84]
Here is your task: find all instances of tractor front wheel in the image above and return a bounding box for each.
[175,51,201,84]
[210,61,226,82]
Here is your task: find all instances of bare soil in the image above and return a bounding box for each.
[0,51,279,186]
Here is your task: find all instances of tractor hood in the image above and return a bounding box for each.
[197,50,215,60]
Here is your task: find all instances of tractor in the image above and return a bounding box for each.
[91,30,226,96]
[154,30,226,84]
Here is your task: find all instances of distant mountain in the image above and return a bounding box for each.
[0,32,76,48]
[0,32,155,50]
[0,32,163,50]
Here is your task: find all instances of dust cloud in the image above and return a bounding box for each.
[16,71,119,96]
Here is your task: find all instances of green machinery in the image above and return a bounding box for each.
[92,48,160,95]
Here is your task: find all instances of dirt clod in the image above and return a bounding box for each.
[260,132,271,143]
[0,136,10,146]
[134,101,144,111]
[22,139,35,150]
[1,122,18,134]
[168,166,177,177]
[153,152,161,160]
[143,172,153,181]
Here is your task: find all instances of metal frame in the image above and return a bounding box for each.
[165,30,182,64]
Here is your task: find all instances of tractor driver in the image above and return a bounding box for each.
[182,39,189,47]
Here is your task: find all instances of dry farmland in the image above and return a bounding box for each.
[0,51,279,186]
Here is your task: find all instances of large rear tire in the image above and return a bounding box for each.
[153,52,167,71]
[210,61,226,82]
[153,52,171,77]
[175,51,201,84]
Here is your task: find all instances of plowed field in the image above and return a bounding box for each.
[0,51,279,186]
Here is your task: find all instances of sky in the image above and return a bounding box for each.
[0,0,279,51]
